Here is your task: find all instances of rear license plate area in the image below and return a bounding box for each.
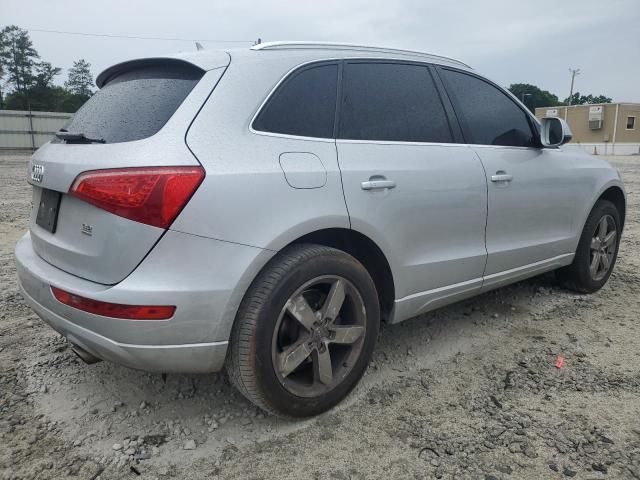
[36,189,62,233]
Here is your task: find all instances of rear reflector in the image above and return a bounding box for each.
[51,286,175,320]
[69,166,205,229]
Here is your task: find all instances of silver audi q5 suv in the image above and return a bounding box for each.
[15,42,625,417]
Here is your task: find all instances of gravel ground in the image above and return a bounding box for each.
[1,153,640,480]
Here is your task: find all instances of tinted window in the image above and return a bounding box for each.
[63,63,203,143]
[339,63,452,143]
[441,69,535,147]
[253,64,338,138]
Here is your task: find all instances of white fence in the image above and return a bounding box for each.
[563,143,640,156]
[0,109,71,151]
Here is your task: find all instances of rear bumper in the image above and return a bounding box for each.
[18,281,228,372]
[15,230,273,373]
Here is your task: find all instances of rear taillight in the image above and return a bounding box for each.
[51,286,175,320]
[69,166,205,229]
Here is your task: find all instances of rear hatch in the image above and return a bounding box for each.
[28,56,228,285]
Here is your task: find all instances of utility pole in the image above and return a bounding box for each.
[567,68,580,106]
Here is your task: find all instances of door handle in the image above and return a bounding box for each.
[491,172,513,183]
[361,179,396,190]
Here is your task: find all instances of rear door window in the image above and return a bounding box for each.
[252,63,338,138]
[440,69,536,147]
[62,63,203,143]
[338,62,453,143]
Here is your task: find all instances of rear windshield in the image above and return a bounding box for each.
[61,63,203,143]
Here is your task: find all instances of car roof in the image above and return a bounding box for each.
[96,41,472,87]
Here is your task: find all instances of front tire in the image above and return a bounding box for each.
[226,244,380,417]
[557,199,621,293]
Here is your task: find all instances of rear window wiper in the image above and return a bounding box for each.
[56,130,106,144]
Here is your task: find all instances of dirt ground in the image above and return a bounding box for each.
[1,153,640,480]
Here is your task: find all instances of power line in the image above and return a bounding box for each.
[26,28,255,44]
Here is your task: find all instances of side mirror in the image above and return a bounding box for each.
[540,117,572,147]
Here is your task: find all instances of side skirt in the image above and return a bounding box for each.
[389,253,574,324]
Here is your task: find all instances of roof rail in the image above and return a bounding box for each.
[250,41,471,69]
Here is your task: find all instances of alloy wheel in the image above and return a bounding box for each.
[271,275,367,398]
[589,214,617,281]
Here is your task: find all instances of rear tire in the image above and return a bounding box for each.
[557,200,621,293]
[226,243,380,417]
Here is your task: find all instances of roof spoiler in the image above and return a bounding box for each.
[96,57,204,88]
[96,50,231,88]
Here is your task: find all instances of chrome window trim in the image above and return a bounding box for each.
[249,129,335,143]
[336,138,464,148]
[249,57,541,149]
[436,65,543,149]
[469,144,542,151]
[248,59,340,142]
[249,57,458,144]
[336,139,540,150]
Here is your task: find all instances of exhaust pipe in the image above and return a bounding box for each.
[70,343,102,364]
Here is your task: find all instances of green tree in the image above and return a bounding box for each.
[35,61,61,88]
[563,92,612,105]
[3,60,62,111]
[0,28,8,108]
[589,95,613,104]
[1,25,40,96]
[5,85,69,111]
[65,59,94,97]
[0,25,80,112]
[508,83,562,112]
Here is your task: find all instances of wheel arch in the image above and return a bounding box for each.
[598,185,626,232]
[221,225,397,351]
[285,228,396,322]
[576,181,626,245]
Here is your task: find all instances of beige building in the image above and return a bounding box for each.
[535,103,640,155]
